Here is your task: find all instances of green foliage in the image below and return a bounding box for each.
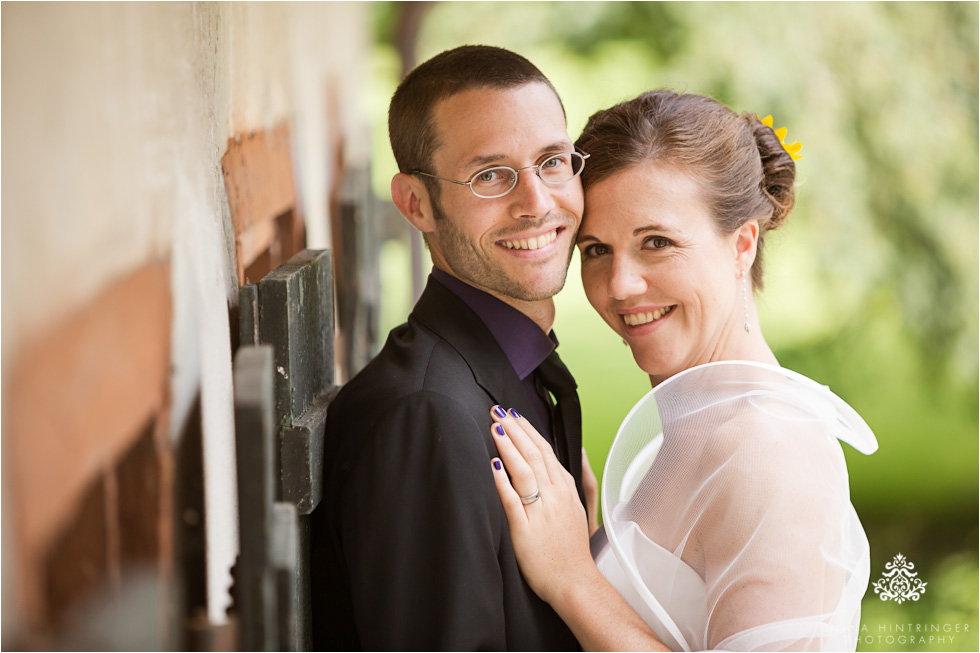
[552,2,689,64]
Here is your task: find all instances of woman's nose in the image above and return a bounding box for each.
[608,255,648,300]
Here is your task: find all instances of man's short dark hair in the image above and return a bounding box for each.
[388,45,565,194]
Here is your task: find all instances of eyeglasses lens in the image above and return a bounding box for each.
[538,152,585,184]
[470,168,518,198]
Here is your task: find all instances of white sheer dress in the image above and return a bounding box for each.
[591,361,878,652]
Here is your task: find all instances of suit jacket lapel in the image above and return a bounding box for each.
[410,279,542,428]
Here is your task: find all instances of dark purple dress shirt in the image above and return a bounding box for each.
[430,267,557,440]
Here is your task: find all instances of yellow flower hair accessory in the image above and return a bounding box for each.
[758,114,803,161]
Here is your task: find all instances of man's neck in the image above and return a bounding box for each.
[433,266,556,333]
[491,292,556,334]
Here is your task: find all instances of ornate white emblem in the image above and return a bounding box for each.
[872,553,928,604]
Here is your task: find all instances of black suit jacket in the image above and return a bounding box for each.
[311,278,583,650]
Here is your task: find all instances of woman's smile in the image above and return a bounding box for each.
[620,304,676,328]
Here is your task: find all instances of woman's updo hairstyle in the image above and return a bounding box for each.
[575,90,796,289]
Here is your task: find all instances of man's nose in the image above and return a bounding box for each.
[508,168,555,219]
[608,254,648,300]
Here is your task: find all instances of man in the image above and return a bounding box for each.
[311,45,587,650]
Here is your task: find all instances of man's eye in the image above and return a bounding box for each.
[542,156,565,169]
[477,170,499,183]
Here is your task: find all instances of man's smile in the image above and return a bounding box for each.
[497,227,561,251]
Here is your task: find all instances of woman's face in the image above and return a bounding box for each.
[578,162,757,384]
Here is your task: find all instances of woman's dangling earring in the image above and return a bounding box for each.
[741,270,751,334]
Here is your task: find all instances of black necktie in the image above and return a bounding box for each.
[535,350,585,507]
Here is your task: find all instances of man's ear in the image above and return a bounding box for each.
[391,173,436,235]
[734,219,760,271]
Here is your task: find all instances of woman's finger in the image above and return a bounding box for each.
[490,409,542,501]
[492,407,566,486]
[490,406,551,481]
[491,406,552,484]
[490,457,529,531]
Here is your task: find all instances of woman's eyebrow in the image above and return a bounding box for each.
[634,224,672,236]
[578,223,678,245]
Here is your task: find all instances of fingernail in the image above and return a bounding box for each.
[509,408,521,419]
[495,424,506,437]
[493,459,502,470]
[493,405,507,418]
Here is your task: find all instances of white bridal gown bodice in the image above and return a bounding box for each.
[592,362,878,652]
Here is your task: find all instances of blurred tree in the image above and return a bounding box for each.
[550,1,689,64]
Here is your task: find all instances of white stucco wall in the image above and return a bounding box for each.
[1,1,369,627]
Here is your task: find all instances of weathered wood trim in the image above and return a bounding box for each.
[221,124,305,286]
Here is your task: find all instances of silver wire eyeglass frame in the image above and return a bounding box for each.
[412,151,590,199]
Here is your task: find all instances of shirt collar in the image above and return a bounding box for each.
[430,267,556,380]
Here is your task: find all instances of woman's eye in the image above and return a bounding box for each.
[582,243,611,257]
[646,236,672,249]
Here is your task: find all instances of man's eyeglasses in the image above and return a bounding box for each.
[413,151,590,199]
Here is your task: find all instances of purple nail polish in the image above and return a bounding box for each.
[495,424,506,437]
[509,408,521,419]
[493,460,502,470]
[494,406,507,418]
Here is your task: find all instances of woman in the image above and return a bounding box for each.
[487,91,878,651]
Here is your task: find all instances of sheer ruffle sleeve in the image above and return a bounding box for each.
[596,362,877,651]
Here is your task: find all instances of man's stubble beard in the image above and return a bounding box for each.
[430,196,576,303]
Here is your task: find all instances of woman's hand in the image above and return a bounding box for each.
[488,406,594,606]
[488,406,670,651]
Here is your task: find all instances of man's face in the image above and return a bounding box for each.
[423,82,584,304]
